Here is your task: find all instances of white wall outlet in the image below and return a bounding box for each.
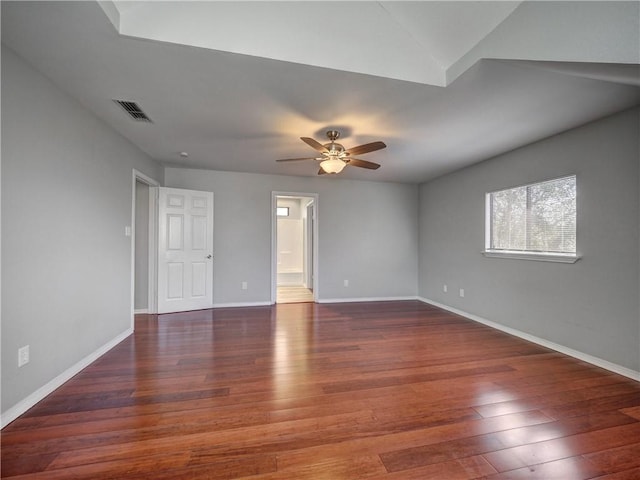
[241,281,248,290]
[18,345,30,367]
[343,279,349,287]
[459,288,465,298]
[443,284,448,293]
[124,226,132,237]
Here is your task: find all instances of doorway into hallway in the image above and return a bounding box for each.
[273,194,317,304]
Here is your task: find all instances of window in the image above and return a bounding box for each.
[276,207,289,217]
[484,175,578,263]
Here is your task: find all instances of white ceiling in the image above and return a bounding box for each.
[109,1,522,86]
[2,1,639,183]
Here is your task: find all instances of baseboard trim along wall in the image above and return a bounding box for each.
[1,328,134,429]
[419,297,640,382]
[211,301,273,309]
[134,308,149,314]
[317,296,419,304]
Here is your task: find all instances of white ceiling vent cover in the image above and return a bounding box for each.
[113,100,152,122]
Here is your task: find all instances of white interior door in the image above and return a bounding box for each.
[157,187,213,313]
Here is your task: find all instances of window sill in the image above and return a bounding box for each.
[482,250,581,264]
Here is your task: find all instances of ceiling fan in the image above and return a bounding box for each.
[276,130,386,174]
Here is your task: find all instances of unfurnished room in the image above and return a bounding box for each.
[1,1,639,479]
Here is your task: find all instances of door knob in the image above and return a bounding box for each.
[206,254,213,259]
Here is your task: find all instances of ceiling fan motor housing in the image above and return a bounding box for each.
[324,142,346,155]
[324,130,345,155]
[326,130,340,141]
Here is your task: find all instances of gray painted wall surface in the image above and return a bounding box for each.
[134,181,149,310]
[1,46,163,413]
[165,168,419,304]
[419,107,640,371]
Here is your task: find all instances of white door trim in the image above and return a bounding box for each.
[147,186,159,314]
[304,200,315,289]
[271,192,319,304]
[131,169,160,328]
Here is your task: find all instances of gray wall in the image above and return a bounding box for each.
[165,168,419,304]
[419,107,640,371]
[134,181,149,310]
[1,46,163,415]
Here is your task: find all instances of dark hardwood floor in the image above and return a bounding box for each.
[2,300,639,479]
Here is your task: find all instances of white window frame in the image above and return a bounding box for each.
[483,175,580,264]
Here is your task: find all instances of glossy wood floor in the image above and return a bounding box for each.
[2,301,640,479]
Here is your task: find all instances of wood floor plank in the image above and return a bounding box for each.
[472,383,639,419]
[2,452,193,480]
[482,422,640,473]
[591,467,640,480]
[619,405,640,420]
[378,410,637,474]
[2,300,639,479]
[378,455,497,480]
[274,410,553,475]
[482,456,604,479]
[584,442,640,473]
[379,432,508,472]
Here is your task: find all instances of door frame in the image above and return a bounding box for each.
[304,200,315,290]
[271,191,319,304]
[131,169,160,327]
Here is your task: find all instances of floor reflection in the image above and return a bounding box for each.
[271,303,317,399]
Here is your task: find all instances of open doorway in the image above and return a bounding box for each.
[131,169,159,325]
[272,193,318,304]
[134,179,150,313]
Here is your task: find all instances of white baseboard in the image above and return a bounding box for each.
[418,297,640,382]
[211,301,273,309]
[317,296,419,304]
[1,328,133,429]
[134,308,148,314]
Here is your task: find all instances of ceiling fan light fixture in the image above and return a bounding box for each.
[320,158,346,174]
[276,130,385,175]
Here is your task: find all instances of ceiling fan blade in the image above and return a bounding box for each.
[345,141,386,156]
[276,157,317,162]
[347,158,381,170]
[301,137,329,153]
[317,168,327,175]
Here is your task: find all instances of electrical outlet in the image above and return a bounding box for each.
[459,288,465,298]
[443,284,448,293]
[241,281,248,290]
[343,279,349,287]
[18,345,29,367]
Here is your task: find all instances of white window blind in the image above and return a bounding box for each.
[487,176,576,256]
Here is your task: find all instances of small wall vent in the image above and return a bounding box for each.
[113,100,152,122]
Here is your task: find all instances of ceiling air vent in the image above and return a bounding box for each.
[113,100,152,122]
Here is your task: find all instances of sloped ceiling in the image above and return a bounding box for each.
[107,1,522,86]
[2,1,639,183]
